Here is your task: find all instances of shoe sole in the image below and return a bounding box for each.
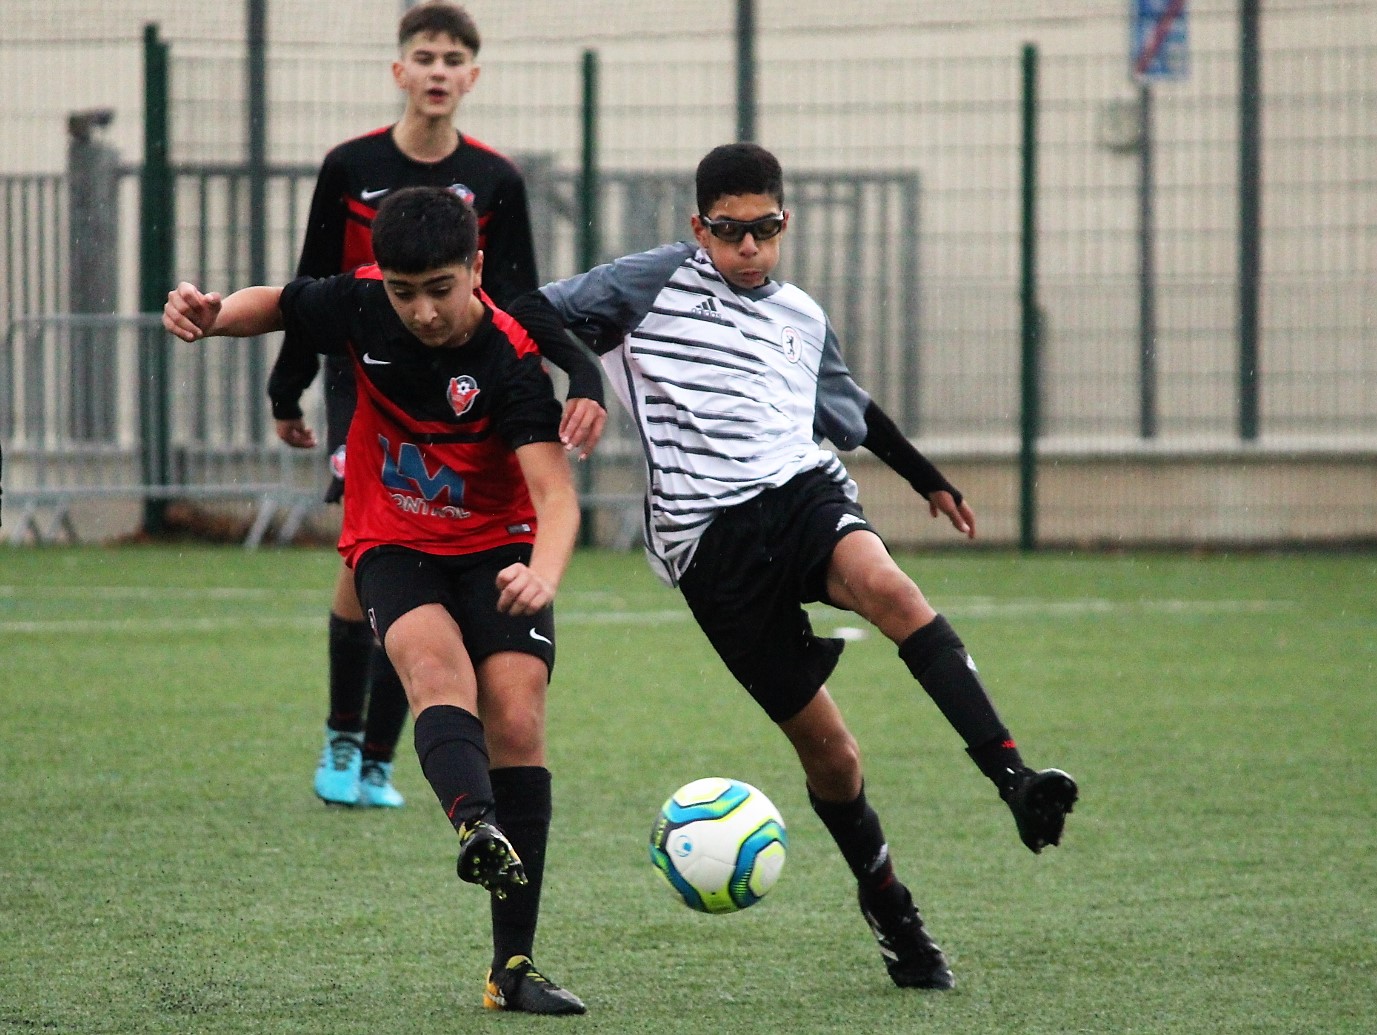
[357,792,405,808]
[484,974,587,1014]
[890,966,956,991]
[483,989,587,1015]
[1018,769,1079,852]
[458,836,528,899]
[314,783,360,807]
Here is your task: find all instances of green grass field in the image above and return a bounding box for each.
[1,545,1373,1033]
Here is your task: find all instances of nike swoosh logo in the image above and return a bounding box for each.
[360,187,389,201]
[528,629,553,645]
[362,353,391,365]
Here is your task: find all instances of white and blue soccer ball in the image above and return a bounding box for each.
[649,777,788,914]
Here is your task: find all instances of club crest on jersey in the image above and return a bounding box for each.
[329,444,347,480]
[447,183,476,205]
[781,326,803,363]
[447,375,481,416]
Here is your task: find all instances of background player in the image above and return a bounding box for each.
[167,187,588,1015]
[522,142,1078,990]
[267,1,605,809]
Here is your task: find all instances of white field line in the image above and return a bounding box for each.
[0,584,1288,636]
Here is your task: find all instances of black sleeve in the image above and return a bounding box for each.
[494,351,564,451]
[479,172,539,309]
[278,275,354,360]
[505,291,605,405]
[266,344,319,420]
[861,400,963,506]
[267,157,348,420]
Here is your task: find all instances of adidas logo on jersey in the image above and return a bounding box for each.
[688,297,732,325]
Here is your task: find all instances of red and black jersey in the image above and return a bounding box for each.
[268,127,539,419]
[278,266,562,569]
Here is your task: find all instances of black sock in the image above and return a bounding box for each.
[899,615,1026,793]
[362,643,409,765]
[412,705,493,830]
[489,766,553,969]
[808,784,900,898]
[327,614,372,733]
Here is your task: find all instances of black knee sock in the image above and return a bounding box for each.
[899,614,1025,795]
[327,614,372,733]
[362,643,409,765]
[808,784,900,898]
[489,766,553,969]
[412,705,493,830]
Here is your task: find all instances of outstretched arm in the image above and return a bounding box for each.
[505,290,608,460]
[163,282,285,342]
[861,400,976,539]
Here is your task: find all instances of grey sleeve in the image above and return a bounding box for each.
[813,318,871,450]
[538,242,695,355]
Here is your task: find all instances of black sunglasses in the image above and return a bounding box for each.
[699,212,786,244]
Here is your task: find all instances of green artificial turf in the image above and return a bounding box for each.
[0,545,1373,1033]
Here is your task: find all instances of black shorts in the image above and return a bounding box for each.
[322,354,355,504]
[354,543,556,675]
[677,467,879,723]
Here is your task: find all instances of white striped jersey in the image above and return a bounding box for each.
[541,242,871,585]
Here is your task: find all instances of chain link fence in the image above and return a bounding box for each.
[2,1,1374,545]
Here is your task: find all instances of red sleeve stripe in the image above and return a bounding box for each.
[460,134,507,160]
[344,125,392,146]
[345,196,379,223]
[487,299,539,359]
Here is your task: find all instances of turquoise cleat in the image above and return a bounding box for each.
[313,728,363,806]
[358,760,405,808]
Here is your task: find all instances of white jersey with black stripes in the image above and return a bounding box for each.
[541,242,873,585]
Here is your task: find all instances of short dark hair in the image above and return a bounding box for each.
[695,143,784,214]
[371,186,478,274]
[398,1,481,54]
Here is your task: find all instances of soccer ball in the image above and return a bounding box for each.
[649,777,788,914]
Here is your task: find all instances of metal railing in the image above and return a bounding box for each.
[1,312,315,545]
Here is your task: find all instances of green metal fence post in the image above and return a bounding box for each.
[247,0,268,436]
[577,49,600,546]
[1018,43,1040,552]
[1238,0,1261,441]
[139,23,173,534]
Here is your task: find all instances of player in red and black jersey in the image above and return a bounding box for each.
[266,2,605,816]
[165,187,588,1015]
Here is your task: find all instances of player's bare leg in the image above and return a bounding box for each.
[826,529,1077,853]
[779,688,953,989]
[385,607,527,897]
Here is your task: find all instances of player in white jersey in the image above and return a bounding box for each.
[521,143,1078,990]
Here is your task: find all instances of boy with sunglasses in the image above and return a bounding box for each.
[518,142,1078,990]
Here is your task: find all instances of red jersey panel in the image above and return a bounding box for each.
[278,268,561,568]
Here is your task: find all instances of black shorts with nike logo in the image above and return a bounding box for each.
[354,543,556,674]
